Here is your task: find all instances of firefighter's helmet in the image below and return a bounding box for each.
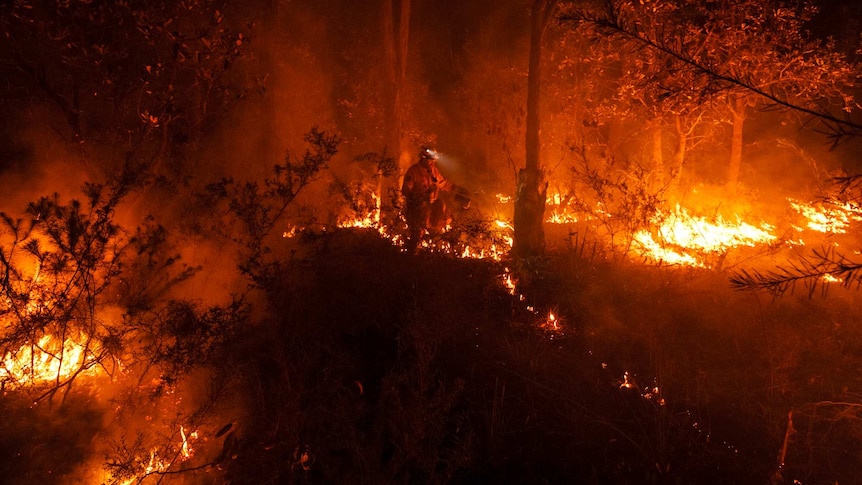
[419,146,439,161]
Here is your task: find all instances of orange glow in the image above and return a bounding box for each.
[821,273,844,284]
[545,191,582,224]
[1,333,103,388]
[539,189,862,268]
[788,198,862,234]
[538,310,564,337]
[633,205,777,267]
[500,268,517,296]
[112,425,199,485]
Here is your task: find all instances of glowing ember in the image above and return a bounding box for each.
[500,268,517,296]
[1,333,102,388]
[619,371,635,389]
[617,371,665,405]
[543,311,559,331]
[821,274,844,283]
[537,310,565,337]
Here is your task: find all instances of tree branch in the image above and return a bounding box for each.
[560,3,862,143]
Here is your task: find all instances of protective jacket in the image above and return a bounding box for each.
[401,161,452,205]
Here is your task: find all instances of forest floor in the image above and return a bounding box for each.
[221,227,862,485]
[3,226,862,485]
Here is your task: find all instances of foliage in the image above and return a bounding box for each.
[730,246,862,297]
[131,298,249,388]
[560,0,862,144]
[0,177,129,399]
[561,144,666,257]
[354,149,399,178]
[101,297,247,484]
[0,171,243,483]
[204,126,341,288]
[0,0,251,172]
[730,175,862,296]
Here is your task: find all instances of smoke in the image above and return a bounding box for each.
[0,108,91,213]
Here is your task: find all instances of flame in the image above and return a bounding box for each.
[540,190,862,268]
[789,198,862,234]
[821,273,844,283]
[114,425,199,485]
[1,265,108,388]
[546,191,580,224]
[180,425,198,458]
[281,184,859,270]
[546,211,581,224]
[1,333,102,387]
[619,371,635,389]
[632,232,702,267]
[500,268,517,296]
[633,205,777,267]
[537,310,564,338]
[337,192,382,230]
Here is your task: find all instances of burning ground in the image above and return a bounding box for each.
[2,166,862,484]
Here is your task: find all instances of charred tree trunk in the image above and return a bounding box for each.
[514,0,556,258]
[514,167,548,257]
[727,94,746,189]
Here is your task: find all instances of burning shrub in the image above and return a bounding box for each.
[0,181,129,397]
[553,149,666,259]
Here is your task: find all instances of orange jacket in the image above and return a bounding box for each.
[401,161,453,205]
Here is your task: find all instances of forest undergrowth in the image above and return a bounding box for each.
[3,226,862,485]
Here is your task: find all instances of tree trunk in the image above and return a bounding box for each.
[514,0,556,258]
[382,0,411,170]
[727,94,746,189]
[669,114,687,195]
[652,119,664,184]
[514,167,548,257]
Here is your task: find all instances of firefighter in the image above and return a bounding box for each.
[401,146,454,253]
